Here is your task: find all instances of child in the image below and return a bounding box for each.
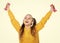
[4,3,57,43]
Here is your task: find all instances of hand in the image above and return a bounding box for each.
[4,3,10,11]
[50,4,57,12]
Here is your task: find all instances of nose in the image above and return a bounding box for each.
[26,18,29,20]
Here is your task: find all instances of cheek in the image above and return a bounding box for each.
[28,20,32,24]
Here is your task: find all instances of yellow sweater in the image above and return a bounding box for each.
[8,9,52,43]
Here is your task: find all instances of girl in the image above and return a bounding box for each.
[4,3,57,43]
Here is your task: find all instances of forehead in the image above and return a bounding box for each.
[25,14,32,18]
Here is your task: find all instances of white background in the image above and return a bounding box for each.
[0,0,60,43]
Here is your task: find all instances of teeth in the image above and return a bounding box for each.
[26,21,28,23]
[26,22,28,23]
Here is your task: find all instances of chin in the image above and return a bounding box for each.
[25,24,29,26]
[24,23,29,26]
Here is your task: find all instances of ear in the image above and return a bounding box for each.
[31,21,33,27]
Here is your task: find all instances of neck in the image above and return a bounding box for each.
[25,25,31,29]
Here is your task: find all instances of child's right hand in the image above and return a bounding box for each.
[50,4,57,12]
[4,3,10,11]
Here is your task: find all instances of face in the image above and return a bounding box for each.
[23,14,33,26]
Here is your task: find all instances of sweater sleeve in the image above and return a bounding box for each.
[35,10,52,32]
[8,9,20,33]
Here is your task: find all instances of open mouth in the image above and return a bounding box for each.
[25,21,29,23]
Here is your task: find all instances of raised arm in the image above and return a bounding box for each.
[8,9,20,33]
[35,4,57,32]
[4,3,20,33]
[35,10,52,31]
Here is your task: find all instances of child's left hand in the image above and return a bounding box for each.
[50,4,57,12]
